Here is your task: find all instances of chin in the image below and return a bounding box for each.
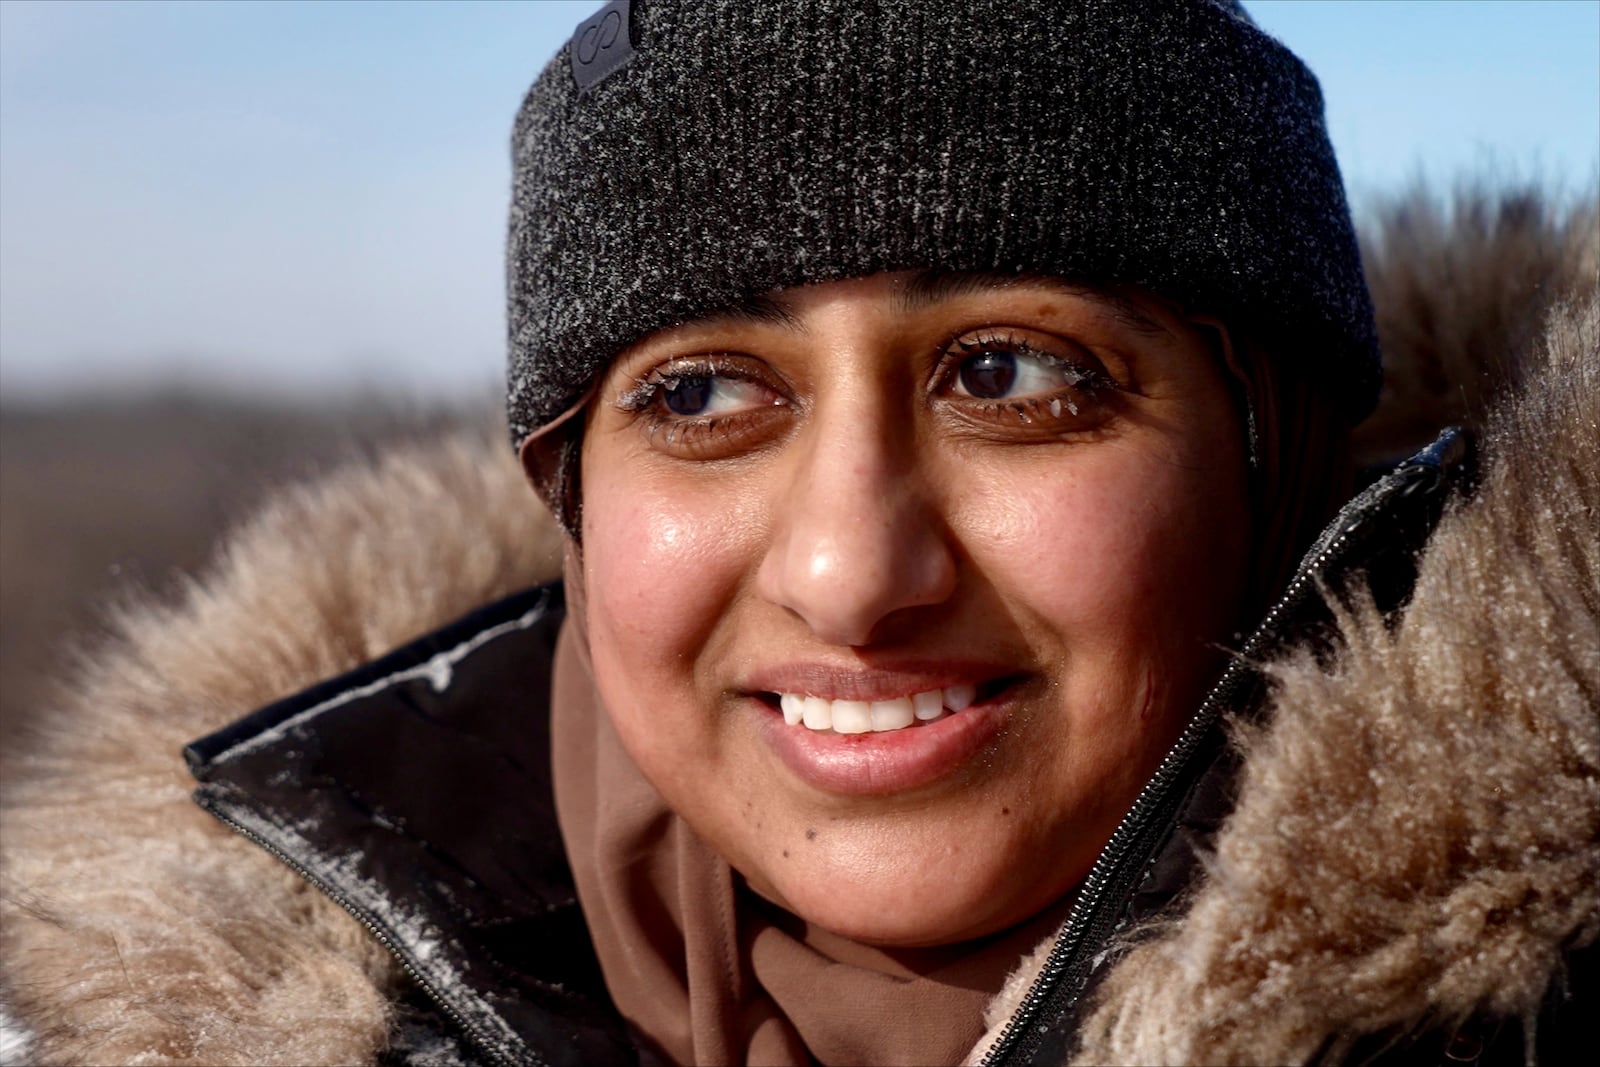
[776,884,990,947]
[743,827,1068,948]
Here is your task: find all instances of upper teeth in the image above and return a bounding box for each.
[778,685,977,734]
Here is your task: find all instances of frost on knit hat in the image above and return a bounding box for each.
[506,0,1380,445]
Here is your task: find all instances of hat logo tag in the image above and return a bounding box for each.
[570,0,634,94]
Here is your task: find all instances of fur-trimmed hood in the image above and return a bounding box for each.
[2,188,1597,1065]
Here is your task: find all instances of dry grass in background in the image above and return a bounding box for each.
[0,395,491,749]
[1355,181,1598,466]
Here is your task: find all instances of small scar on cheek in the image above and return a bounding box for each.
[805,828,817,841]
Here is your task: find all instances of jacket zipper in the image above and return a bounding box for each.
[979,465,1426,1066]
[201,801,538,1067]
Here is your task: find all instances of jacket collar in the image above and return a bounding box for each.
[186,432,1472,1067]
[186,584,633,1067]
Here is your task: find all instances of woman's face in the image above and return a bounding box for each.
[576,271,1250,947]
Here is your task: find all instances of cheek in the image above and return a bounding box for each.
[584,490,713,652]
[958,435,1249,702]
[966,459,1235,623]
[957,441,1249,837]
[579,467,763,768]
[966,469,1157,604]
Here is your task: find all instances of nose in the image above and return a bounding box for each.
[755,416,958,647]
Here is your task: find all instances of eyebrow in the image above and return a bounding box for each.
[702,291,806,330]
[898,269,1174,337]
[688,269,1173,337]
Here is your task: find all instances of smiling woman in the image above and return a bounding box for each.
[572,274,1253,955]
[1,1,1596,1065]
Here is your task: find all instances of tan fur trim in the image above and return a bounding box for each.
[1070,296,1600,1064]
[963,926,1060,1066]
[1,432,560,1065]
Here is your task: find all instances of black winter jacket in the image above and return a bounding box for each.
[177,424,1591,1066]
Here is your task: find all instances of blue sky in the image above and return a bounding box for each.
[1,0,1595,399]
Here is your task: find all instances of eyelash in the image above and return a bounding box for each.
[940,329,1113,387]
[614,355,783,449]
[615,332,1120,451]
[932,329,1118,423]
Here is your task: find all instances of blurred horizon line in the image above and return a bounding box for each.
[0,369,504,410]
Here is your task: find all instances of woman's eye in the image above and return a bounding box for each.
[655,374,777,418]
[955,350,1050,399]
[937,332,1118,431]
[613,357,792,458]
[949,344,1096,401]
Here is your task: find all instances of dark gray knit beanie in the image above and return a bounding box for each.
[507,0,1380,445]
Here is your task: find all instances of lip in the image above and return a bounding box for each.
[749,670,1019,795]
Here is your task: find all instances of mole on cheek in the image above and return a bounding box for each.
[805,827,817,841]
